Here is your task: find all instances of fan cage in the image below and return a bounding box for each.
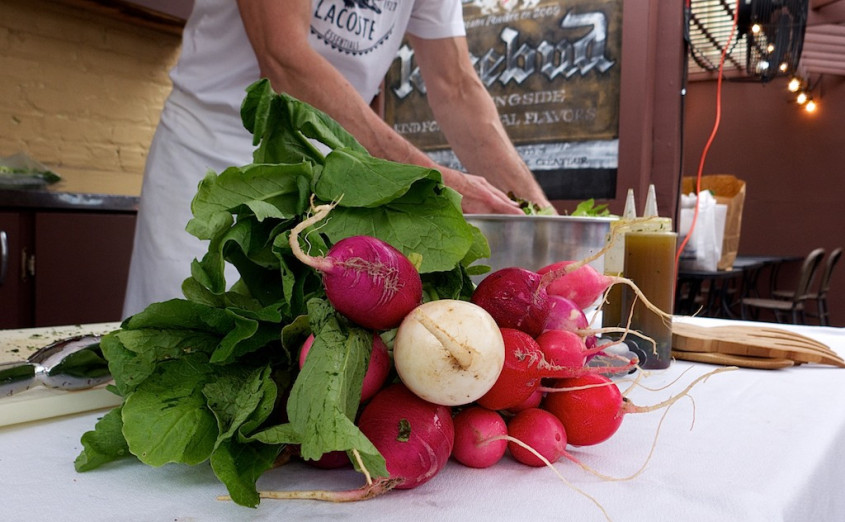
[687,0,809,82]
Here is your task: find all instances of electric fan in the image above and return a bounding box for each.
[738,0,809,82]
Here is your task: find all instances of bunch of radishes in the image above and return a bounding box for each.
[275,202,685,503]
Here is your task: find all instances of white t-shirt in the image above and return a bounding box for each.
[123,0,466,317]
[169,0,465,132]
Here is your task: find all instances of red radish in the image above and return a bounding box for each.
[289,201,422,331]
[357,383,455,490]
[506,388,543,413]
[506,408,568,467]
[299,333,390,402]
[470,267,550,337]
[542,368,731,447]
[393,300,505,406]
[535,329,587,370]
[306,450,350,469]
[451,407,508,469]
[256,383,454,502]
[542,373,624,446]
[476,328,544,411]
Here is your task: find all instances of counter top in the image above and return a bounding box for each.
[1,317,844,521]
[0,188,139,212]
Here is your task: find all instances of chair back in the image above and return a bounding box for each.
[792,248,826,304]
[817,247,843,299]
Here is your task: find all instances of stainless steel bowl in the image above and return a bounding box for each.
[466,214,614,282]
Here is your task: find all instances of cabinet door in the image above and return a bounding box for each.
[0,211,35,329]
[33,212,136,327]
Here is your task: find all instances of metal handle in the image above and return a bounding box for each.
[0,230,8,285]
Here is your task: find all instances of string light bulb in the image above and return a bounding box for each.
[805,99,817,113]
[796,91,808,104]
[787,78,801,92]
[751,23,761,34]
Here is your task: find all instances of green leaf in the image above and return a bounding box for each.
[203,365,277,446]
[100,328,220,396]
[284,300,385,476]
[74,407,131,471]
[241,79,366,165]
[121,355,218,467]
[187,163,308,239]
[313,148,442,207]
[210,439,281,508]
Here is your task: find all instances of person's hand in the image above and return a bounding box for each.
[439,168,523,215]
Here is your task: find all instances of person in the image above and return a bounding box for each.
[123,0,553,317]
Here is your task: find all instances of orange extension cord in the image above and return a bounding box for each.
[675,0,741,272]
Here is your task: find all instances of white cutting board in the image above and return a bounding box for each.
[0,322,123,427]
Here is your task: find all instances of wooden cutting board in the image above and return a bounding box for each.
[672,322,845,369]
[0,322,122,427]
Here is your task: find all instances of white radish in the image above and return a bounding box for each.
[393,299,505,406]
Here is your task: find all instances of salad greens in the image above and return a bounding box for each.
[571,198,612,217]
[74,79,490,507]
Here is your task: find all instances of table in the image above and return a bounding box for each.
[676,255,802,318]
[675,266,743,317]
[2,317,845,522]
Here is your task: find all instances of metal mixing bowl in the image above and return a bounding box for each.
[465,214,615,282]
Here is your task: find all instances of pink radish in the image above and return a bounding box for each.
[543,295,597,352]
[538,261,601,310]
[535,329,587,369]
[357,383,455,490]
[476,328,545,411]
[543,295,589,333]
[506,408,569,467]
[299,333,391,402]
[538,261,671,322]
[451,407,508,469]
[470,267,550,337]
[289,201,422,331]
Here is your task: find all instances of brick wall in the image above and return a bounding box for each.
[0,0,181,196]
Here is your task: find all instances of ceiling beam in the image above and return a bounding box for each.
[799,58,845,75]
[810,0,841,9]
[808,1,845,25]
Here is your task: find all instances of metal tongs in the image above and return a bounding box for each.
[0,335,112,397]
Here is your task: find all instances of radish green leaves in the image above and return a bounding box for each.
[75,79,488,507]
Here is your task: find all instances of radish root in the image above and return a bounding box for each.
[485,435,611,522]
[242,476,402,502]
[412,308,478,369]
[622,366,737,414]
[288,196,340,272]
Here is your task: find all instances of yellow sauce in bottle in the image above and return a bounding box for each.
[623,227,676,369]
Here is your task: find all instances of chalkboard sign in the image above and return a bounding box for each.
[384,0,623,200]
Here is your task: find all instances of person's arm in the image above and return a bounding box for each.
[407,34,554,210]
[236,0,522,214]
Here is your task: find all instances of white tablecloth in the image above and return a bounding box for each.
[2,317,844,522]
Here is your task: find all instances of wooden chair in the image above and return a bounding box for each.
[804,247,842,326]
[740,248,825,324]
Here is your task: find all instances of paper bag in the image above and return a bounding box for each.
[682,175,746,270]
